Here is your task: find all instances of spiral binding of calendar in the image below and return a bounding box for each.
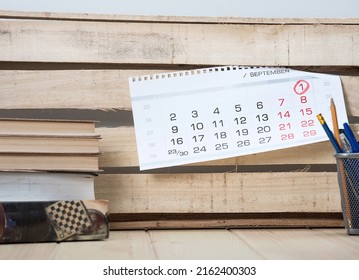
[130,65,267,83]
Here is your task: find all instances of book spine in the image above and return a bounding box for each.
[0,200,109,243]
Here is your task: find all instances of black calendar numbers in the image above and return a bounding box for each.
[259,137,271,144]
[234,104,242,112]
[212,120,224,128]
[194,146,207,153]
[215,143,229,150]
[234,117,247,125]
[214,132,227,139]
[256,114,269,122]
[236,128,249,136]
[257,126,271,133]
[191,122,204,130]
[170,113,177,121]
[237,140,250,147]
[170,138,183,145]
[192,134,205,142]
[192,110,199,118]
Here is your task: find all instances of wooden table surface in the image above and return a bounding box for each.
[1,228,359,260]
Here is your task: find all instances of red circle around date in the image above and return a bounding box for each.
[293,80,310,95]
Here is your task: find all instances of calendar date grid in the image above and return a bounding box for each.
[162,84,319,160]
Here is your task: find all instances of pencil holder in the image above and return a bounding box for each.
[334,153,359,235]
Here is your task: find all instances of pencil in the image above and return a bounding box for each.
[330,98,341,149]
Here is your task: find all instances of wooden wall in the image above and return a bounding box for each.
[1,10,358,229]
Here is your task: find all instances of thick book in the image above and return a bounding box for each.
[0,200,109,243]
[0,171,96,202]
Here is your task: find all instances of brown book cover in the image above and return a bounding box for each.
[0,200,109,243]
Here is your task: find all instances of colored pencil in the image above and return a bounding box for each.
[330,98,341,149]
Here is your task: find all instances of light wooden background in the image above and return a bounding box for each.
[1,228,359,259]
[0,10,358,229]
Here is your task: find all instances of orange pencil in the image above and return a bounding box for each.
[330,98,341,149]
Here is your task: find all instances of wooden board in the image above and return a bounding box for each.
[110,214,344,229]
[54,231,156,260]
[95,173,341,213]
[231,228,359,259]
[1,70,358,115]
[2,229,359,260]
[0,20,358,65]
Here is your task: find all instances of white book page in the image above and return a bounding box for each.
[0,172,95,201]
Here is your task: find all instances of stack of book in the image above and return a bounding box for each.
[0,118,109,243]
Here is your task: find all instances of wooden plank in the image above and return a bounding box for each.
[0,21,358,65]
[0,242,59,259]
[1,70,358,115]
[312,228,359,255]
[98,127,338,167]
[2,229,359,259]
[231,228,359,259]
[95,173,341,213]
[110,217,344,230]
[0,70,135,110]
[1,10,359,25]
[54,231,156,260]
[148,229,263,259]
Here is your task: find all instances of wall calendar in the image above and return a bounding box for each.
[129,66,347,170]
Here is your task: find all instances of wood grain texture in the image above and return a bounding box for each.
[148,229,262,259]
[1,70,358,115]
[95,173,341,213]
[231,228,359,259]
[0,242,59,259]
[54,231,156,260]
[0,20,358,65]
[1,229,358,260]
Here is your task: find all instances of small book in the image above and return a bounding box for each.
[0,200,109,243]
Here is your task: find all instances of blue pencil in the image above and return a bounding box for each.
[317,114,342,153]
[343,122,359,153]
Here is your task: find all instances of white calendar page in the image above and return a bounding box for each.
[129,66,348,170]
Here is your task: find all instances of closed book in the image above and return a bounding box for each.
[0,200,109,243]
[0,171,96,202]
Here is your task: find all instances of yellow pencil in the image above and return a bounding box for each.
[330,98,341,149]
